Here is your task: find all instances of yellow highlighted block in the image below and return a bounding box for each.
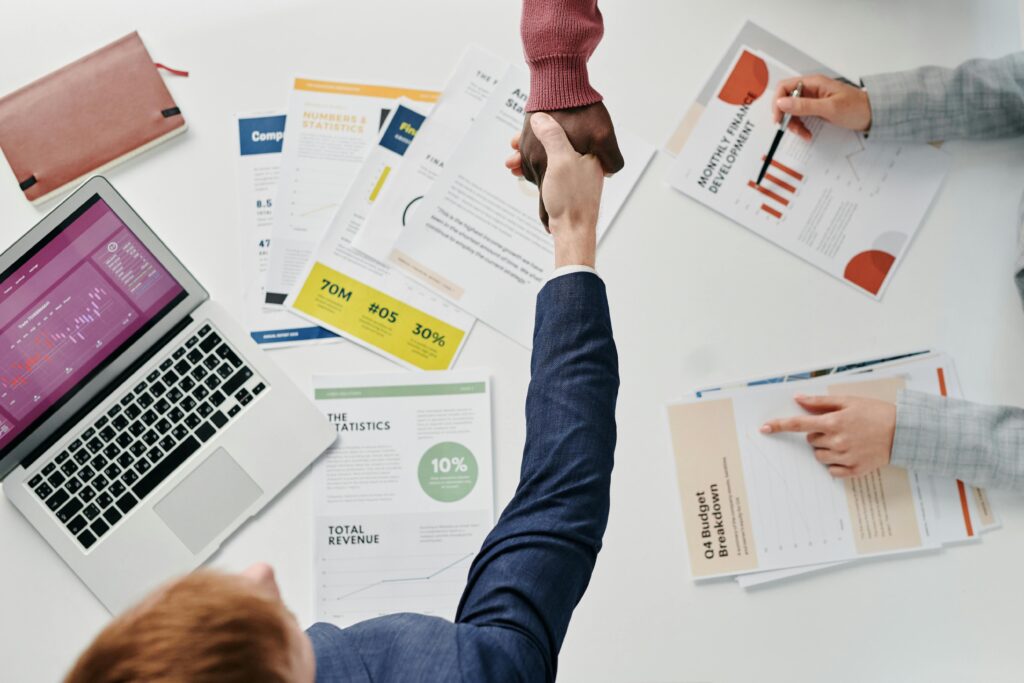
[292,262,465,371]
[293,79,440,103]
[369,166,392,202]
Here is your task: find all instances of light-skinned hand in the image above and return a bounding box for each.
[507,112,604,268]
[771,74,873,140]
[759,394,896,478]
[505,102,623,227]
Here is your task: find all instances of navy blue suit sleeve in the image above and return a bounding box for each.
[455,272,619,681]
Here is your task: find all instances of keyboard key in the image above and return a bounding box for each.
[147,369,161,383]
[168,387,184,403]
[191,366,208,382]
[90,519,110,538]
[210,410,228,428]
[148,447,165,464]
[110,481,126,497]
[172,425,189,440]
[105,464,122,480]
[107,404,122,418]
[99,426,116,441]
[135,459,151,474]
[155,398,171,415]
[83,504,100,520]
[133,436,201,500]
[47,470,66,488]
[91,455,108,470]
[123,470,139,485]
[204,375,221,390]
[117,454,133,468]
[173,347,187,360]
[253,383,266,396]
[162,370,178,387]
[28,474,42,488]
[35,482,54,500]
[217,364,232,379]
[156,419,172,434]
[239,393,252,407]
[103,443,120,458]
[186,335,200,348]
[185,414,201,429]
[103,507,123,526]
[199,324,212,337]
[95,416,109,429]
[197,402,213,418]
[85,439,102,455]
[125,404,141,419]
[174,359,190,376]
[69,438,83,452]
[60,461,78,476]
[57,498,83,523]
[169,407,185,423]
[203,356,219,370]
[130,442,146,456]
[142,431,158,446]
[79,466,95,483]
[45,489,67,511]
[216,344,243,368]
[115,493,137,514]
[66,478,82,494]
[150,381,166,397]
[195,422,216,443]
[116,433,133,448]
[56,451,70,464]
[129,422,146,437]
[194,386,209,400]
[222,367,253,396]
[80,487,96,504]
[159,436,177,452]
[120,394,134,407]
[76,449,92,464]
[67,515,87,536]
[134,382,147,394]
[92,475,108,490]
[113,415,129,431]
[199,332,222,353]
[210,390,226,406]
[181,377,196,392]
[182,397,198,412]
[42,462,56,476]
[78,529,97,549]
[228,405,241,417]
[187,349,203,364]
[97,493,113,509]
[160,358,173,371]
[138,393,154,409]
[82,427,96,441]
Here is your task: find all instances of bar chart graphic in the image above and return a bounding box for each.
[750,157,804,219]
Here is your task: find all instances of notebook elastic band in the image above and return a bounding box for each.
[154,63,189,77]
[19,175,37,191]
[161,107,182,118]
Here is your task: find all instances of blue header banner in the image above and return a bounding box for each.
[379,106,426,156]
[239,115,287,156]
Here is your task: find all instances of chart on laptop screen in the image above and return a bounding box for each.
[0,197,184,451]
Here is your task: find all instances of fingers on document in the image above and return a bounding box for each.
[760,414,821,434]
[794,394,846,413]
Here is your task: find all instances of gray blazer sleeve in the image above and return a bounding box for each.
[861,52,1024,142]
[892,389,1024,491]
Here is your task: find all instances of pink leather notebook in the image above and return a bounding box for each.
[0,32,187,204]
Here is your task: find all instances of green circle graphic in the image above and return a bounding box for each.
[418,442,478,502]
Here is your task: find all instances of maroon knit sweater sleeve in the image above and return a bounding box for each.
[520,0,604,112]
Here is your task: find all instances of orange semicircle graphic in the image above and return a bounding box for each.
[844,250,896,295]
[717,51,769,105]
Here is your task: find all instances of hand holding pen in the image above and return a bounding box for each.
[770,74,874,140]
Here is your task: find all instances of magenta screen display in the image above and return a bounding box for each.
[0,197,184,452]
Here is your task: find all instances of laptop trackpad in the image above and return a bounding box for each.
[154,447,263,555]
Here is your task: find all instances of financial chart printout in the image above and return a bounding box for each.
[0,197,184,452]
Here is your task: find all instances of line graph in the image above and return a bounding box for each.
[0,263,136,421]
[327,552,474,601]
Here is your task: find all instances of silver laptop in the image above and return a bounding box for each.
[0,177,336,613]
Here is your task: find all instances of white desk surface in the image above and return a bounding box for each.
[2,1,1023,681]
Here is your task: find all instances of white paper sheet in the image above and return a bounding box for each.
[263,79,439,306]
[235,112,340,347]
[668,42,950,299]
[313,371,494,627]
[283,101,475,370]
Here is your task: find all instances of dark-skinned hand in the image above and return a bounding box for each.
[505,101,624,229]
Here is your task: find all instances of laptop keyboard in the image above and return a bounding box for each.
[25,323,267,551]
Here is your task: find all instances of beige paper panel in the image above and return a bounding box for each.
[668,399,759,577]
[972,487,995,528]
[827,377,923,553]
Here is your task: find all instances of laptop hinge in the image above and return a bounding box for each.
[19,315,195,470]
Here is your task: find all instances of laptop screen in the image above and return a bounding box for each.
[0,194,186,456]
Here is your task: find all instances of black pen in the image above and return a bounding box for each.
[756,81,803,185]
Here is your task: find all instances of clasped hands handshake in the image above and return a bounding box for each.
[509,76,895,480]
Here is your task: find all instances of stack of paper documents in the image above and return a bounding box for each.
[234,45,654,367]
[666,352,1000,587]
